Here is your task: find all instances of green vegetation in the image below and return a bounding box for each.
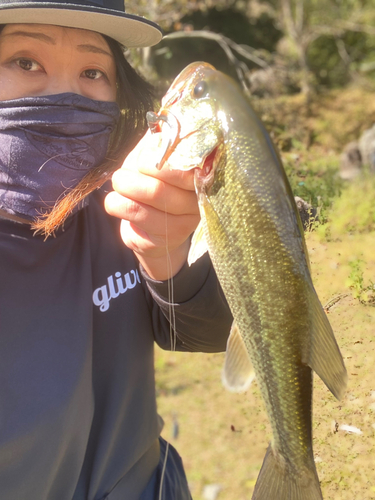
[128,0,375,97]
[346,259,375,304]
[328,175,375,236]
[284,151,343,223]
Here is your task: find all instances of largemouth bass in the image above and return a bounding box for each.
[147,62,347,499]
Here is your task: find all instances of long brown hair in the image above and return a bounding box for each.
[31,35,155,237]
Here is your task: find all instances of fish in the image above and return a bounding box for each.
[147,62,347,499]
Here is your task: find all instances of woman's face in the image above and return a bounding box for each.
[0,24,117,101]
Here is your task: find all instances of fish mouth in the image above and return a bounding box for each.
[146,108,222,179]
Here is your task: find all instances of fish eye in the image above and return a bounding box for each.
[193,81,208,99]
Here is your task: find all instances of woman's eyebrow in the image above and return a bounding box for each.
[2,31,56,44]
[1,33,112,58]
[77,44,113,57]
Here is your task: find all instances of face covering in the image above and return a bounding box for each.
[0,93,120,221]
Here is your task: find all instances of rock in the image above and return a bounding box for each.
[202,484,222,500]
[359,125,375,172]
[338,424,363,435]
[248,66,293,97]
[249,68,277,96]
[294,196,318,230]
[339,141,362,180]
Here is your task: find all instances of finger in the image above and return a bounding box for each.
[105,191,199,246]
[120,217,198,256]
[111,169,199,216]
[123,130,196,191]
[119,221,168,256]
[137,161,196,191]
[119,220,156,255]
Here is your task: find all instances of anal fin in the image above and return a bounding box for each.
[303,290,347,400]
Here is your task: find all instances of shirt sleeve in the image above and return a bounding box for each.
[139,252,233,353]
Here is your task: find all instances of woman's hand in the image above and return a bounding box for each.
[105,131,200,281]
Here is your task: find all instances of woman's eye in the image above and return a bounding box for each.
[16,58,40,72]
[83,69,105,80]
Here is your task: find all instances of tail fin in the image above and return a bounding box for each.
[252,445,323,500]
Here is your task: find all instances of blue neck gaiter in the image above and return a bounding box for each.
[0,93,120,221]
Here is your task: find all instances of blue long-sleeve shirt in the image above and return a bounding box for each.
[0,188,232,500]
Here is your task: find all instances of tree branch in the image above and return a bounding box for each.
[163,30,270,93]
[337,20,375,36]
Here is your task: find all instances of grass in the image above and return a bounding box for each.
[154,84,375,499]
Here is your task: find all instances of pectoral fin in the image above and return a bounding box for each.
[222,322,255,393]
[303,290,347,400]
[188,220,208,266]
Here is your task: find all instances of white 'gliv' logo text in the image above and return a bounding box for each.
[93,269,141,312]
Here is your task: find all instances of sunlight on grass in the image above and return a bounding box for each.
[328,174,375,237]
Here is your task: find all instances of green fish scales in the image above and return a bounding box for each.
[203,123,315,465]
[151,62,347,500]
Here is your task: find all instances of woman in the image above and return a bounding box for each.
[0,0,232,499]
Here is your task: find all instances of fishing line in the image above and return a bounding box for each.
[158,441,170,500]
[164,196,177,352]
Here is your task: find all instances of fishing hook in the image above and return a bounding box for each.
[146,110,180,170]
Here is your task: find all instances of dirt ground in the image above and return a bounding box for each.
[154,230,375,500]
